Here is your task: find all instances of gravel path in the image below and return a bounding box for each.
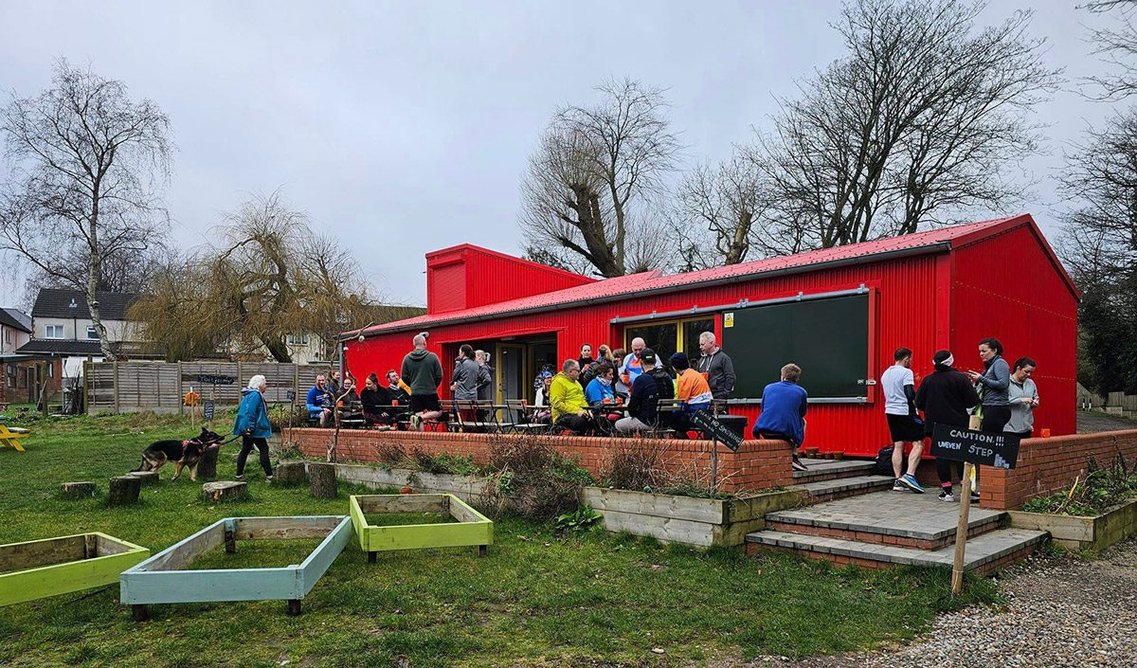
[1077,410,1137,433]
[744,538,1137,667]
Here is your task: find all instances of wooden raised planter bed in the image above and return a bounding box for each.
[350,494,493,563]
[582,487,809,547]
[1008,497,1137,554]
[327,462,491,502]
[1,533,149,607]
[119,515,353,620]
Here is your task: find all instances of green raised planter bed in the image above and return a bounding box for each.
[1008,497,1137,554]
[1,532,149,607]
[350,494,493,563]
[119,515,353,620]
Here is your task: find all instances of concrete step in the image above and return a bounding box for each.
[794,475,895,502]
[766,490,1008,550]
[745,527,1048,575]
[792,458,878,483]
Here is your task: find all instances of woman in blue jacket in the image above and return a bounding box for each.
[233,374,274,481]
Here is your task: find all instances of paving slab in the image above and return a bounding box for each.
[792,458,877,481]
[747,527,1048,570]
[768,489,1006,541]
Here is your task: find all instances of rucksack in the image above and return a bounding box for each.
[649,368,674,401]
[874,446,894,476]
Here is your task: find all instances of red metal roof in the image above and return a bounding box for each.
[358,214,1075,336]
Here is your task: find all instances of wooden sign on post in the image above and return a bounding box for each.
[203,400,215,422]
[931,424,1022,594]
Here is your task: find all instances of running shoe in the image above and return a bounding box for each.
[892,479,906,492]
[899,474,925,494]
[791,455,808,472]
[938,490,955,502]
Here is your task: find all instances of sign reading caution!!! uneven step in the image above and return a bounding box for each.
[931,424,1021,469]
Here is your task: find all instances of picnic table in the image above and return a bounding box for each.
[0,424,29,452]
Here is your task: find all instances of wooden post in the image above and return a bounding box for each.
[108,475,142,506]
[308,462,338,498]
[113,360,120,414]
[286,599,302,616]
[951,461,975,595]
[178,361,184,416]
[196,445,219,480]
[132,604,149,622]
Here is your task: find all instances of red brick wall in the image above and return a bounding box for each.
[982,430,1137,510]
[284,428,794,494]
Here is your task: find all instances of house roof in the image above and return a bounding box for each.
[0,308,31,333]
[31,289,141,320]
[357,214,1077,337]
[16,339,106,356]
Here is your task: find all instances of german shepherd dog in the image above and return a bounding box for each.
[134,427,226,481]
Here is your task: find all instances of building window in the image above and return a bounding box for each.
[286,333,309,346]
[45,325,64,339]
[624,317,715,369]
[47,363,54,379]
[3,330,11,344]
[87,326,99,339]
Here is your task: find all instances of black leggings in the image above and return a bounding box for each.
[237,436,272,476]
[981,405,1011,433]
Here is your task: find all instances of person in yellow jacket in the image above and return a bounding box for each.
[550,359,594,434]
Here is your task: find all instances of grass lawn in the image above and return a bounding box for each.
[0,413,998,667]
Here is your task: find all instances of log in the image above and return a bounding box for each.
[202,481,248,504]
[59,481,96,500]
[196,445,220,480]
[128,471,160,486]
[108,476,142,507]
[308,462,338,499]
[274,461,307,486]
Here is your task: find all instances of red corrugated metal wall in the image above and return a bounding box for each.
[427,262,466,314]
[950,226,1078,438]
[345,227,1077,458]
[464,250,594,309]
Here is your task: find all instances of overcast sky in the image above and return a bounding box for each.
[0,1,1124,309]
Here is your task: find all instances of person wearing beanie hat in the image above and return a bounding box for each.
[915,350,980,502]
[670,351,713,438]
[617,348,661,434]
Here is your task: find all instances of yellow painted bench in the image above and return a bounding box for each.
[0,425,28,452]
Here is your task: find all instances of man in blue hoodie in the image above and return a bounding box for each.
[753,363,809,472]
[234,374,273,481]
[306,374,334,427]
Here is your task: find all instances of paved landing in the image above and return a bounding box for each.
[792,458,876,481]
[767,489,1006,541]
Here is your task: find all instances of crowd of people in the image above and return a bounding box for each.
[291,330,1039,484]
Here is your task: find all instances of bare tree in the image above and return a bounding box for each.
[130,193,393,363]
[1084,0,1137,98]
[1059,108,1137,393]
[520,78,680,277]
[753,0,1058,251]
[0,60,171,359]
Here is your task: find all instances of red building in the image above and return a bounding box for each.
[343,214,1078,457]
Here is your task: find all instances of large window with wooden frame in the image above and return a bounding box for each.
[623,317,714,367]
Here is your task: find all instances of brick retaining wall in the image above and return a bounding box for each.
[982,430,1137,510]
[283,428,794,494]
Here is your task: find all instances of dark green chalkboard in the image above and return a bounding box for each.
[721,293,869,400]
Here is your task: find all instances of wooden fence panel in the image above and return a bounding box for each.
[86,361,327,415]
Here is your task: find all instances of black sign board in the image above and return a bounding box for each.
[690,410,744,452]
[203,400,215,421]
[196,374,236,386]
[931,424,1020,469]
[286,389,296,402]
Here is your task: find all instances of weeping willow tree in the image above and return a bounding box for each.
[130,193,404,362]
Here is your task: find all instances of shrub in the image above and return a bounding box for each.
[480,435,594,520]
[600,437,731,498]
[1022,454,1137,516]
[377,442,407,466]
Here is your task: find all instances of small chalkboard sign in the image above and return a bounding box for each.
[931,424,1020,469]
[286,389,296,402]
[690,410,744,452]
[196,374,236,386]
[203,400,215,421]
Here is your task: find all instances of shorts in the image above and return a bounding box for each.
[409,393,441,413]
[886,414,924,442]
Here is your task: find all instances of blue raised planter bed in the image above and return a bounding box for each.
[120,515,353,620]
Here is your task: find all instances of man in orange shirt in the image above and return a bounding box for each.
[671,352,713,438]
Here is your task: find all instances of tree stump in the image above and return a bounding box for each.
[128,470,160,486]
[308,462,337,499]
[196,445,220,480]
[108,476,142,506]
[60,481,96,499]
[274,461,307,486]
[202,481,248,504]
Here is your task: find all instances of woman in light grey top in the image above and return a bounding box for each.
[1006,357,1039,437]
